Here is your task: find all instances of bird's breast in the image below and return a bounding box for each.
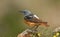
[24,20,36,27]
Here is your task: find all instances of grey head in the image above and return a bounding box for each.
[20,10,32,16]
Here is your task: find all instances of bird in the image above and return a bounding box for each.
[19,10,49,28]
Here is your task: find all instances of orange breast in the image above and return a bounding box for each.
[24,20,49,27]
[24,20,36,27]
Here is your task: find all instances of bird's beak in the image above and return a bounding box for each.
[19,11,24,14]
[19,11,24,15]
[19,11,23,12]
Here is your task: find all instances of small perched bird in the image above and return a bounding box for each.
[20,10,49,28]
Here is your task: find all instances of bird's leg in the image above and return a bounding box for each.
[30,25,36,30]
[33,24,39,31]
[28,24,40,37]
[30,24,39,32]
[29,24,40,36]
[32,25,40,37]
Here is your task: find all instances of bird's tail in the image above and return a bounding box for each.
[39,22,49,27]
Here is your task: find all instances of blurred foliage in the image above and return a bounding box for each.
[1,6,28,37]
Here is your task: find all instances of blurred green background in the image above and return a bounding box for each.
[0,0,60,37]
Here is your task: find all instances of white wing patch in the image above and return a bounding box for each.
[34,15,39,19]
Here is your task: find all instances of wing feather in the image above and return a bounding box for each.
[24,15,42,23]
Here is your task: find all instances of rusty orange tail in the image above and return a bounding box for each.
[39,22,49,27]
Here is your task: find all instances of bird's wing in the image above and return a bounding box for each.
[24,14,42,23]
[33,15,39,19]
[31,15,42,23]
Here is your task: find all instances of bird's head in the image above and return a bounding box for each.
[19,10,32,16]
